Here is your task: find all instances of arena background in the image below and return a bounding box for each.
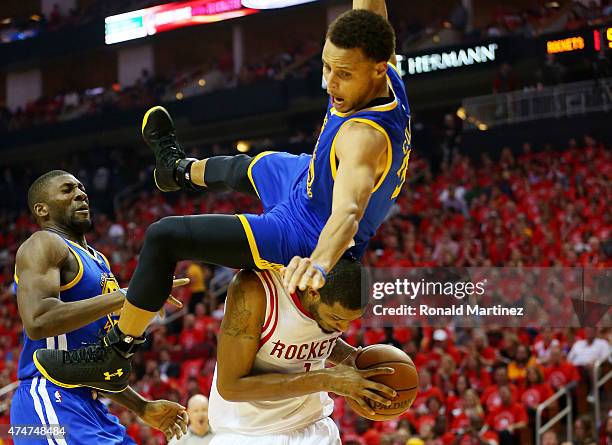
[0,0,611,444]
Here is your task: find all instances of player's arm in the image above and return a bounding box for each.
[103,387,187,441]
[353,0,397,66]
[284,122,386,292]
[216,271,395,413]
[15,231,125,340]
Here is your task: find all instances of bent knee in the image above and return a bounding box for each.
[145,216,184,247]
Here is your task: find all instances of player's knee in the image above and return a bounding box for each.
[145,216,182,249]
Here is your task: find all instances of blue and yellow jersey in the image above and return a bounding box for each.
[290,63,411,258]
[14,236,120,381]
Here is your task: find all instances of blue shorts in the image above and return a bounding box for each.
[10,377,135,445]
[237,151,317,270]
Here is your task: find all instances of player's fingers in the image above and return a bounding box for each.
[167,294,183,308]
[287,259,311,293]
[361,366,395,378]
[350,395,375,417]
[282,257,301,287]
[180,412,189,434]
[368,381,397,400]
[172,277,190,288]
[297,265,317,291]
[312,270,326,290]
[361,389,392,407]
[171,422,183,439]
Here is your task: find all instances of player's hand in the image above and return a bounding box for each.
[115,277,189,318]
[167,277,190,308]
[157,277,190,319]
[139,399,188,441]
[324,363,396,417]
[281,256,326,293]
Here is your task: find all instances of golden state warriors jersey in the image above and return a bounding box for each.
[15,236,120,380]
[289,64,411,258]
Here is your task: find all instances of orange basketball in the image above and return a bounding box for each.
[346,344,419,421]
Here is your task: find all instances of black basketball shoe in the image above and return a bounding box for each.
[33,324,144,393]
[142,106,198,192]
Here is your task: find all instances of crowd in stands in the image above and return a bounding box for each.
[0,127,610,444]
[2,0,611,133]
[0,33,321,133]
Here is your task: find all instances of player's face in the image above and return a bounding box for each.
[46,175,92,234]
[312,299,363,334]
[322,39,388,114]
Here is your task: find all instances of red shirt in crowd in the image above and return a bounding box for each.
[543,361,580,389]
[486,402,528,431]
[481,384,518,411]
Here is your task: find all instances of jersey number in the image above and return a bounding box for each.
[304,362,312,372]
[391,120,412,199]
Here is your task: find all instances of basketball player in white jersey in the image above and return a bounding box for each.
[209,259,396,444]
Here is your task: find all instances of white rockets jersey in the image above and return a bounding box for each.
[209,270,341,435]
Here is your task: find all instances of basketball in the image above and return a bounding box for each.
[347,344,419,421]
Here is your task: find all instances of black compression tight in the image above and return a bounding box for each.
[125,154,257,312]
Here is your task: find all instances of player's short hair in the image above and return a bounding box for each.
[27,170,70,214]
[318,258,366,311]
[326,9,395,62]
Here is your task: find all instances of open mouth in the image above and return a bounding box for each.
[331,96,345,107]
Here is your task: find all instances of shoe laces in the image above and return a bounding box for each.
[158,133,186,168]
[63,344,106,364]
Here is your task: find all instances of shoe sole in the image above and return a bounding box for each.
[142,105,172,138]
[32,351,128,393]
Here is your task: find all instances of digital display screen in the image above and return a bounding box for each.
[105,0,317,44]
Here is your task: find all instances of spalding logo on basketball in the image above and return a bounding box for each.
[347,344,419,421]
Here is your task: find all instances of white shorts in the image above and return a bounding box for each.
[209,417,341,445]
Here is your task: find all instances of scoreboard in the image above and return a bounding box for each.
[546,26,612,55]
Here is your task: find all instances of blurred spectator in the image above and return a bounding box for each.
[507,344,538,385]
[485,385,527,445]
[159,349,181,381]
[562,415,598,445]
[567,328,611,367]
[534,327,561,364]
[481,363,518,411]
[543,345,581,390]
[544,430,560,445]
[169,394,213,444]
[452,414,499,445]
[602,414,612,445]
[185,262,208,313]
[518,366,554,412]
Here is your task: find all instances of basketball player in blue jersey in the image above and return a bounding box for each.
[35,0,412,392]
[12,170,189,444]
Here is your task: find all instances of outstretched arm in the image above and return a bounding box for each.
[283,121,387,292]
[353,0,396,65]
[103,387,188,441]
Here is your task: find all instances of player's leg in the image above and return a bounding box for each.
[118,214,256,337]
[209,418,341,445]
[9,379,57,445]
[33,214,258,391]
[143,106,310,204]
[143,106,256,195]
[286,417,341,445]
